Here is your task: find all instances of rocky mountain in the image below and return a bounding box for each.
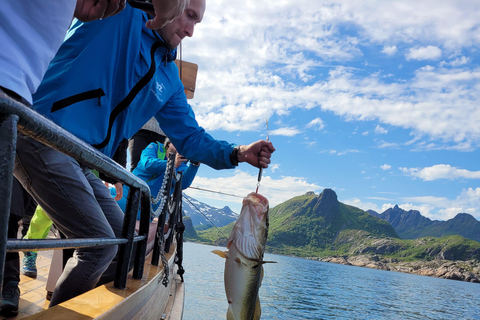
[199,188,398,252]
[182,194,238,229]
[266,189,398,250]
[195,189,480,283]
[369,205,480,243]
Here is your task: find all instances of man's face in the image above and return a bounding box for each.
[157,0,206,49]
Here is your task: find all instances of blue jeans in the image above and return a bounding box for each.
[13,134,124,307]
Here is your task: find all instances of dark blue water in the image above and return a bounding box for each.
[182,242,480,319]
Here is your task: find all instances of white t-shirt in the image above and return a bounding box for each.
[0,0,76,104]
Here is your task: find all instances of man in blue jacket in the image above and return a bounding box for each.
[13,0,275,307]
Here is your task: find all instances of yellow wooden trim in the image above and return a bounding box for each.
[175,60,198,99]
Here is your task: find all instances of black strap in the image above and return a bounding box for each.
[93,41,167,149]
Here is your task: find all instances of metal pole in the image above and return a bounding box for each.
[114,187,140,289]
[0,113,18,291]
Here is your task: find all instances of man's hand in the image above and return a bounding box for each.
[175,153,188,168]
[113,182,123,201]
[237,140,275,168]
[75,0,126,22]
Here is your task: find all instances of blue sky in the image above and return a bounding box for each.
[177,0,480,221]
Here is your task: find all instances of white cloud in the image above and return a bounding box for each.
[306,118,325,131]
[269,127,301,136]
[442,56,471,67]
[405,46,442,60]
[380,164,391,170]
[400,164,480,181]
[376,141,400,149]
[401,188,480,220]
[344,198,380,212]
[186,170,323,212]
[183,1,480,150]
[371,187,480,220]
[375,125,388,135]
[381,45,397,56]
[270,163,280,172]
[329,149,360,156]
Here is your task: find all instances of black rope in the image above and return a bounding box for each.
[175,212,185,282]
[183,195,228,239]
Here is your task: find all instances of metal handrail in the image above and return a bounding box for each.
[0,91,153,290]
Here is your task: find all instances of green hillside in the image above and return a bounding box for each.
[197,189,396,255]
[267,190,397,250]
[332,230,480,261]
[194,189,480,262]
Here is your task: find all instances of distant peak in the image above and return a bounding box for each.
[453,213,477,221]
[313,188,339,220]
[319,188,338,201]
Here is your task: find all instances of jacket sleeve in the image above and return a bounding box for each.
[154,86,236,170]
[135,142,167,175]
[178,163,199,190]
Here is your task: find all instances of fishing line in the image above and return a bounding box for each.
[182,194,228,239]
[179,42,182,81]
[187,186,244,198]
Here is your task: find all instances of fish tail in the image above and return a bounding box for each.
[212,249,228,259]
[254,296,261,320]
[226,305,235,320]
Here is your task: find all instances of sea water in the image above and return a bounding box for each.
[182,242,480,320]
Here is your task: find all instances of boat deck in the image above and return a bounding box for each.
[3,245,184,320]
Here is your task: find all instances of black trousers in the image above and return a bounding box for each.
[128,130,166,171]
[1,86,36,288]
[4,179,37,287]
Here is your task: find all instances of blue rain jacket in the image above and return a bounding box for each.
[32,4,235,169]
[134,142,199,199]
[114,142,199,215]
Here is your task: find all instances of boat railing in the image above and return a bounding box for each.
[0,91,156,291]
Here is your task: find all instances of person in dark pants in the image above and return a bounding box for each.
[128,118,166,171]
[0,179,37,317]
[14,0,274,308]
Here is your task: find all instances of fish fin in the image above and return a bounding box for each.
[212,250,228,259]
[251,259,277,264]
[253,296,262,320]
[226,305,235,320]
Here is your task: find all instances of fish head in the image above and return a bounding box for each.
[243,192,269,226]
[228,192,270,260]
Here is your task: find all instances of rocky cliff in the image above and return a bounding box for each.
[316,255,480,283]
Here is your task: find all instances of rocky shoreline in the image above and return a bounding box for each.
[308,255,480,283]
